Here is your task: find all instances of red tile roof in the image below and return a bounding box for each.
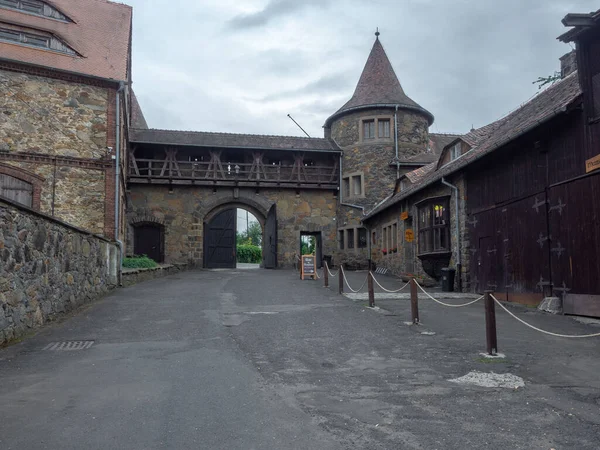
[365,72,582,220]
[130,90,148,129]
[325,36,433,127]
[0,0,132,81]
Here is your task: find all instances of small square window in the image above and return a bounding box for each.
[352,175,362,197]
[450,143,461,160]
[363,120,375,139]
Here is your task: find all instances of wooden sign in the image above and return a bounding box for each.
[586,154,600,173]
[301,255,316,280]
[405,229,415,243]
[400,211,409,220]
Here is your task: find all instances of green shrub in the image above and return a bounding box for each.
[237,244,262,263]
[122,255,158,269]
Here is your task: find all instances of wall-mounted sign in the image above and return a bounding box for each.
[586,154,600,173]
[301,255,316,280]
[405,229,415,243]
[400,211,409,220]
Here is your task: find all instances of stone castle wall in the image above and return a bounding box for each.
[366,174,468,291]
[127,185,338,268]
[0,69,109,158]
[0,197,119,345]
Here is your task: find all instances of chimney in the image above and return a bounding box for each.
[560,50,577,78]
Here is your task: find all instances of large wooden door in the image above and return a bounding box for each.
[264,204,277,269]
[0,174,33,208]
[134,224,163,263]
[204,209,236,269]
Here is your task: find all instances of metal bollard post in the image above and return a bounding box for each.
[410,278,419,324]
[324,261,329,288]
[368,260,375,308]
[338,264,344,295]
[484,290,498,355]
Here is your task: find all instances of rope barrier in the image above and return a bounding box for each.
[340,266,368,293]
[325,263,339,278]
[490,294,600,338]
[414,280,484,308]
[369,273,410,293]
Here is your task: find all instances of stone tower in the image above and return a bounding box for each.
[325,32,434,266]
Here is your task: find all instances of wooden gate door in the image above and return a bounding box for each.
[204,209,236,269]
[264,204,277,269]
[134,224,163,262]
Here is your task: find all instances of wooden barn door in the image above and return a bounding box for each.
[264,204,277,269]
[0,174,33,208]
[204,209,236,269]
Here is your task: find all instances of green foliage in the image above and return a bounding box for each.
[301,236,315,255]
[237,244,262,263]
[122,255,158,269]
[236,221,262,246]
[532,72,561,90]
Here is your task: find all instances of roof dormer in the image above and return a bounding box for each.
[0,0,72,22]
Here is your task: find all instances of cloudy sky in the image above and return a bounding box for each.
[125,0,596,138]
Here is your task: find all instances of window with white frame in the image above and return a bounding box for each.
[450,142,461,161]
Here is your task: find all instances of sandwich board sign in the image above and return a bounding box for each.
[301,255,316,280]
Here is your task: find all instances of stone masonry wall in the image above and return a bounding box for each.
[329,107,430,269]
[0,197,119,345]
[366,173,468,291]
[0,69,109,158]
[127,185,338,268]
[1,161,106,234]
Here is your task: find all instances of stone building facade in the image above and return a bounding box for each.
[0,0,133,243]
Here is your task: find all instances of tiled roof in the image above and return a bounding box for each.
[324,36,433,127]
[0,0,132,81]
[130,90,148,129]
[393,133,462,166]
[130,128,341,153]
[365,72,582,220]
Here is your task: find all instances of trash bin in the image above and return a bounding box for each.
[323,255,333,268]
[441,268,455,292]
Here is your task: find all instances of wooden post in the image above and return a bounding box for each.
[368,260,375,308]
[410,278,419,324]
[484,291,498,355]
[324,261,329,288]
[338,264,344,295]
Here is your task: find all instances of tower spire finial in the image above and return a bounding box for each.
[375,27,380,38]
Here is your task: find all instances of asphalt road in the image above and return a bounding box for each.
[0,269,599,449]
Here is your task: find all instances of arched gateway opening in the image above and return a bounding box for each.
[203,202,277,269]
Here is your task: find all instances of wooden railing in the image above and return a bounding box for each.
[129,157,339,187]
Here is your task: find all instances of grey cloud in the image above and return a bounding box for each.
[260,73,354,102]
[228,0,329,29]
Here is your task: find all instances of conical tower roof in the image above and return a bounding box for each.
[325,33,434,127]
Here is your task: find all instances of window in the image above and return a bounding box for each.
[363,120,375,139]
[347,229,355,249]
[338,230,345,250]
[378,119,390,138]
[358,228,367,248]
[450,143,461,161]
[0,0,70,21]
[418,199,450,254]
[0,26,76,55]
[342,172,364,199]
[361,117,393,142]
[372,231,377,245]
[381,222,397,254]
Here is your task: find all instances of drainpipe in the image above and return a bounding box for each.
[115,81,126,285]
[441,177,461,291]
[394,105,399,179]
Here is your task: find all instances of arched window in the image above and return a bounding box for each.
[0,173,33,208]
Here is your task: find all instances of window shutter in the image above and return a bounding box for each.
[0,174,33,208]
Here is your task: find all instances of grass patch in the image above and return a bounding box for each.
[123,255,158,269]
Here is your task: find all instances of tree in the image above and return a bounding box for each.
[533,72,561,90]
[236,222,262,246]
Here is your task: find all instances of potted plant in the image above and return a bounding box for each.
[382,248,387,255]
[392,247,398,253]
